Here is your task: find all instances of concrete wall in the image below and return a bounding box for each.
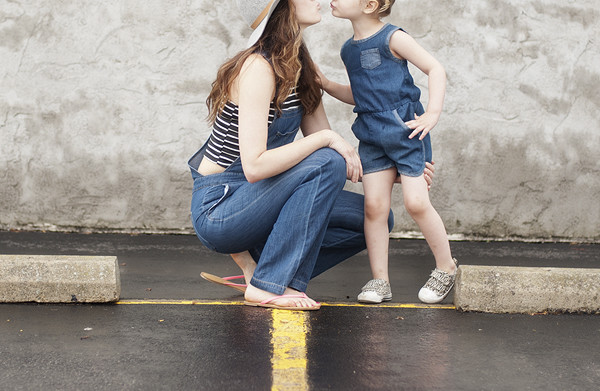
[1,0,599,241]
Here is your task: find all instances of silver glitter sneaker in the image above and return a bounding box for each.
[418,258,459,304]
[357,279,392,304]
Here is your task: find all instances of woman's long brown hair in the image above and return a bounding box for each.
[206,0,322,124]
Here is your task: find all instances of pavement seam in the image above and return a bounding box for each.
[115,299,456,309]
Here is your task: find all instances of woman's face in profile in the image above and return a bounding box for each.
[292,0,323,28]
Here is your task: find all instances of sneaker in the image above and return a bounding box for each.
[357,279,392,304]
[418,258,459,304]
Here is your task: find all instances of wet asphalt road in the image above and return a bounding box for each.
[1,231,599,390]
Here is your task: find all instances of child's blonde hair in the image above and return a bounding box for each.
[363,0,395,17]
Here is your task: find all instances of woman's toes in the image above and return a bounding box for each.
[245,284,320,309]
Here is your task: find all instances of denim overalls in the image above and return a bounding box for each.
[188,106,392,295]
[341,23,432,177]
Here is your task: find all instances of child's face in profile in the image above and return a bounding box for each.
[329,0,366,20]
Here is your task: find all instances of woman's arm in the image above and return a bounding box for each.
[236,55,359,183]
[389,30,446,140]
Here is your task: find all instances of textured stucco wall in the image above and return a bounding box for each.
[1,0,599,240]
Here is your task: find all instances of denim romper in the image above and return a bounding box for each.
[341,23,432,177]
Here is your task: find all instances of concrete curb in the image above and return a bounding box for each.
[0,255,121,303]
[454,265,600,314]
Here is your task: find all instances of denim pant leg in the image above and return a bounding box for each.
[249,190,395,280]
[250,148,347,294]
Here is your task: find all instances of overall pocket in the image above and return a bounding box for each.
[202,184,230,214]
[360,48,382,70]
[275,128,299,138]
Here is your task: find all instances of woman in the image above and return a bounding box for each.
[189,0,433,310]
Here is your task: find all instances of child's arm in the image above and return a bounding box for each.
[315,64,356,106]
[300,100,362,183]
[389,30,446,140]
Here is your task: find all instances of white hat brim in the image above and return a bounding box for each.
[246,0,281,48]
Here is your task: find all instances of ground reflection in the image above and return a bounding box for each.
[307,307,451,390]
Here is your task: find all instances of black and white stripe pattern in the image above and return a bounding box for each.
[205,90,301,168]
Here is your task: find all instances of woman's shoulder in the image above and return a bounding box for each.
[242,52,272,68]
[235,53,276,100]
[240,53,274,77]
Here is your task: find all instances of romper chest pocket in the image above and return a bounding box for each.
[360,48,381,70]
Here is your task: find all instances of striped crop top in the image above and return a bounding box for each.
[204,89,302,168]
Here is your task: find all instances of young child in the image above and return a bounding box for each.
[319,0,458,304]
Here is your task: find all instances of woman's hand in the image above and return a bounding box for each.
[424,160,435,190]
[324,130,362,183]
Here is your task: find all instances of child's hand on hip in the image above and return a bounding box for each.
[405,111,440,140]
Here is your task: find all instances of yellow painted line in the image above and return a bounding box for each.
[116,300,245,305]
[116,299,455,310]
[271,310,309,391]
[320,302,456,310]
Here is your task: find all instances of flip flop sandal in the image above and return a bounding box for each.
[244,292,321,311]
[200,272,247,293]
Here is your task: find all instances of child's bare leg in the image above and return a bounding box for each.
[400,174,456,274]
[362,168,397,281]
[230,251,256,283]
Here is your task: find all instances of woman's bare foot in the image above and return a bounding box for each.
[245,284,321,309]
[283,287,320,307]
[230,251,257,284]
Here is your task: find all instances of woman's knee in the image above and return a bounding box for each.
[306,148,346,186]
[321,148,346,173]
